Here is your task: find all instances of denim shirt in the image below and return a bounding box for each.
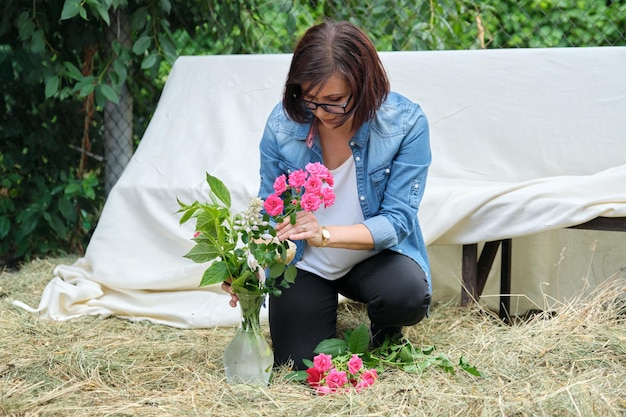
[258,91,432,291]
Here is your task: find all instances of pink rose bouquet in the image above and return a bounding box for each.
[263,162,335,224]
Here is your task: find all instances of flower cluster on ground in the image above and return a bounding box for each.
[305,353,378,394]
[288,324,483,393]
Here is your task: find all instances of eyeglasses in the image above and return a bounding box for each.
[298,94,352,114]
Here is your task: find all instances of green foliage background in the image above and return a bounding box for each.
[1,0,624,266]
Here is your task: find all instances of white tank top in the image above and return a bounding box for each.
[296,156,376,280]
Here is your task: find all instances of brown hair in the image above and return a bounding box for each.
[283,19,390,130]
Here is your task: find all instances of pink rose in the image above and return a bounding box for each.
[263,194,284,216]
[304,175,323,195]
[355,369,378,391]
[313,353,333,373]
[347,354,363,375]
[306,367,325,387]
[321,187,336,208]
[273,174,288,195]
[325,368,349,389]
[316,385,333,395]
[288,169,307,188]
[300,192,321,212]
[305,162,331,181]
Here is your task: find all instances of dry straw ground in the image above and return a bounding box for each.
[1,256,625,416]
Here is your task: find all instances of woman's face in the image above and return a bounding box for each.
[302,74,353,129]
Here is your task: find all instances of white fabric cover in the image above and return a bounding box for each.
[16,47,626,327]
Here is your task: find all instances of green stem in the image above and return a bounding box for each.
[237,293,264,331]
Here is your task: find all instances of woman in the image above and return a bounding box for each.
[227,19,432,370]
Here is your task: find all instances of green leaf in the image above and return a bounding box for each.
[60,0,82,20]
[195,208,223,230]
[160,0,172,14]
[399,344,414,363]
[283,264,297,283]
[199,261,230,286]
[206,173,231,208]
[231,285,260,296]
[402,363,429,373]
[268,262,285,279]
[141,53,158,70]
[421,345,436,355]
[30,30,45,54]
[177,208,198,225]
[184,242,221,263]
[98,83,119,104]
[284,370,308,382]
[64,62,84,80]
[46,214,67,239]
[132,35,152,55]
[459,356,484,377]
[82,181,96,200]
[0,216,10,239]
[17,12,35,41]
[436,354,455,374]
[92,3,111,25]
[45,76,60,98]
[57,196,76,222]
[347,324,370,354]
[313,338,347,356]
[74,77,96,98]
[64,182,81,196]
[129,7,149,31]
[159,35,177,64]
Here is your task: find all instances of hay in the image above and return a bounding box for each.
[1,257,625,416]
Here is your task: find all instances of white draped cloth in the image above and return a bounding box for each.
[16,47,626,327]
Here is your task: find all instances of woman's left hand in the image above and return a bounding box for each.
[221,280,239,308]
[275,211,324,247]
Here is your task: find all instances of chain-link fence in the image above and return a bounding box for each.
[103,0,626,194]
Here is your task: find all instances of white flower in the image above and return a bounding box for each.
[247,250,266,288]
[247,251,259,271]
[257,267,266,288]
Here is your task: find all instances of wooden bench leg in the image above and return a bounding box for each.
[499,238,512,322]
[462,239,513,321]
[461,244,478,306]
[462,241,501,305]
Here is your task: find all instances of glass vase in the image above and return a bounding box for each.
[223,292,274,386]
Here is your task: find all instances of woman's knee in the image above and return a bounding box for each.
[404,287,431,324]
[367,281,430,328]
[390,282,430,323]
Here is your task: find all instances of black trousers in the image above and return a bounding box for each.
[269,250,431,370]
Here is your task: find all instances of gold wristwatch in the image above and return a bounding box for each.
[320,226,330,247]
